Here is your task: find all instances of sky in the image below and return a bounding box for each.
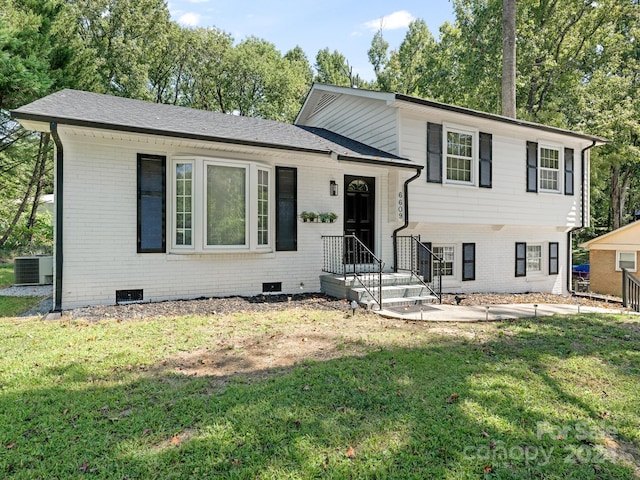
[166,0,456,81]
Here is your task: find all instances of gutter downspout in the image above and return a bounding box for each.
[567,140,597,294]
[392,168,422,272]
[50,122,63,312]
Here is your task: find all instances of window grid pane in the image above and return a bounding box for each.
[540,148,560,191]
[175,163,192,246]
[433,246,454,276]
[258,169,269,246]
[527,245,542,272]
[446,131,473,183]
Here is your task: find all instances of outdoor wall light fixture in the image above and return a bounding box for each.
[330,180,338,196]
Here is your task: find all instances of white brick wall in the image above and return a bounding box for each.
[403,224,567,295]
[57,127,402,308]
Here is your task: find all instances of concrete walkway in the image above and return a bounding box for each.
[378,303,626,322]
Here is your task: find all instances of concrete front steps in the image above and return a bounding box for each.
[320,272,437,309]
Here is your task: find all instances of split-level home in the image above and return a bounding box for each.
[12,85,606,310]
[295,84,606,300]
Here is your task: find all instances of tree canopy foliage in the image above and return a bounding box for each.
[1,0,638,254]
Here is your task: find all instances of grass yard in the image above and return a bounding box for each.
[0,309,638,479]
[0,263,14,288]
[0,264,46,317]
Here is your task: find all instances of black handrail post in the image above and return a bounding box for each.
[623,268,628,308]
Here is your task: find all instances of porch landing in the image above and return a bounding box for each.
[320,272,437,308]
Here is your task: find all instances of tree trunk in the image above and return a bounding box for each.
[0,134,47,248]
[27,133,51,241]
[610,164,633,230]
[501,0,517,118]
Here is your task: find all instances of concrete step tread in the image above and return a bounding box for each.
[382,295,437,304]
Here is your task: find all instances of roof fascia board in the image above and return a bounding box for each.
[392,94,608,145]
[336,154,423,170]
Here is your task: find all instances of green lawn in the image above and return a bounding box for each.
[0,310,638,479]
[0,264,46,316]
[0,263,14,288]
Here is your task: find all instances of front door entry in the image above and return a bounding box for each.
[344,175,375,255]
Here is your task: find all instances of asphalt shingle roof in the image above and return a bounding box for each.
[12,89,418,169]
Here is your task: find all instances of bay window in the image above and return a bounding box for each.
[171,156,272,252]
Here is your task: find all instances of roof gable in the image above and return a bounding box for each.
[582,221,640,249]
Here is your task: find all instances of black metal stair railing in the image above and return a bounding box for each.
[622,268,640,312]
[394,235,442,304]
[322,235,383,310]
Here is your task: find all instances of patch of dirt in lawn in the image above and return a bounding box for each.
[161,331,350,381]
[68,292,626,386]
[144,301,490,385]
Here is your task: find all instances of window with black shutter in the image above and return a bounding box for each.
[515,242,527,277]
[526,142,538,192]
[426,123,443,183]
[564,148,574,196]
[549,242,559,275]
[276,167,297,251]
[479,133,492,188]
[462,243,476,281]
[137,154,166,253]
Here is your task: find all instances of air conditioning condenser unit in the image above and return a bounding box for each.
[14,255,54,286]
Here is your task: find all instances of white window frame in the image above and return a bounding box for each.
[616,251,637,272]
[526,244,543,273]
[443,124,478,186]
[173,160,195,251]
[538,144,563,194]
[170,156,273,253]
[433,245,455,278]
[203,160,250,250]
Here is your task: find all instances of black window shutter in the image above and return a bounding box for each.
[426,123,443,183]
[276,167,297,251]
[137,154,166,253]
[479,132,492,188]
[549,242,559,275]
[462,243,476,281]
[526,141,538,192]
[564,148,574,196]
[515,242,527,277]
[419,241,432,283]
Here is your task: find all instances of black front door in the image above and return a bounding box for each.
[344,175,375,256]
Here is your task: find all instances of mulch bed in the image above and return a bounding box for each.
[64,292,623,321]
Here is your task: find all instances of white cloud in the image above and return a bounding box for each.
[364,10,415,31]
[178,12,201,26]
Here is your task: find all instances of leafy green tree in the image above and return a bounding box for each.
[314,48,363,87]
[67,0,172,99]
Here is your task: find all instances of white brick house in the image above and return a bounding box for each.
[12,86,605,310]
